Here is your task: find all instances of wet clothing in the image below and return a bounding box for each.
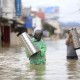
[26,37,46,65]
[66,32,78,60]
[66,44,78,60]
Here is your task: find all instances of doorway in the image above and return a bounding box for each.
[1,26,10,47]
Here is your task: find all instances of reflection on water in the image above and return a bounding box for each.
[0,39,80,80]
[29,64,45,80]
[67,60,80,80]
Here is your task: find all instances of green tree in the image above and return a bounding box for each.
[43,22,56,35]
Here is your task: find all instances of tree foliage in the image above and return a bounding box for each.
[43,22,56,35]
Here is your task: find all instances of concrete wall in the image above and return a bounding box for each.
[46,20,62,34]
[2,0,15,19]
[32,16,42,33]
[10,32,21,47]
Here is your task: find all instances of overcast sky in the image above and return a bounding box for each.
[22,0,80,22]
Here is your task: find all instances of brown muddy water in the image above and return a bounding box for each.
[0,39,80,80]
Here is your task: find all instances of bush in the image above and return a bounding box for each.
[43,23,56,35]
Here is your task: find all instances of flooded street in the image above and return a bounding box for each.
[0,39,80,80]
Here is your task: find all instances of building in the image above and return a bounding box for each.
[42,6,62,39]
[35,9,45,21]
[0,0,22,47]
[33,16,42,33]
[2,0,15,19]
[31,9,45,33]
[45,19,62,39]
[43,6,59,20]
[22,7,31,17]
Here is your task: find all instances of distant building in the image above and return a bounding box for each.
[2,0,15,19]
[43,6,59,20]
[45,19,62,39]
[22,7,31,17]
[35,9,45,21]
[0,0,22,47]
[33,16,42,33]
[31,10,44,33]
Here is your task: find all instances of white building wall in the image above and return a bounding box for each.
[32,16,42,33]
[10,32,21,47]
[46,20,62,34]
[2,0,15,19]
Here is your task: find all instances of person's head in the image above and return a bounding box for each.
[67,30,72,38]
[67,30,70,34]
[34,30,43,41]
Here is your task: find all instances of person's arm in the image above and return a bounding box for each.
[66,32,73,45]
[66,36,71,45]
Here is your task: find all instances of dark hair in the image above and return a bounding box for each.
[67,30,70,34]
[34,30,43,36]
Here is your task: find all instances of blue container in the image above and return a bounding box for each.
[23,16,32,29]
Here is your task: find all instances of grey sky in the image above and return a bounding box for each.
[22,0,80,22]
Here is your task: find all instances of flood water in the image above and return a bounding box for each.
[0,39,80,80]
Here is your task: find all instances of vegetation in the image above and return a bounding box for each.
[43,22,56,35]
